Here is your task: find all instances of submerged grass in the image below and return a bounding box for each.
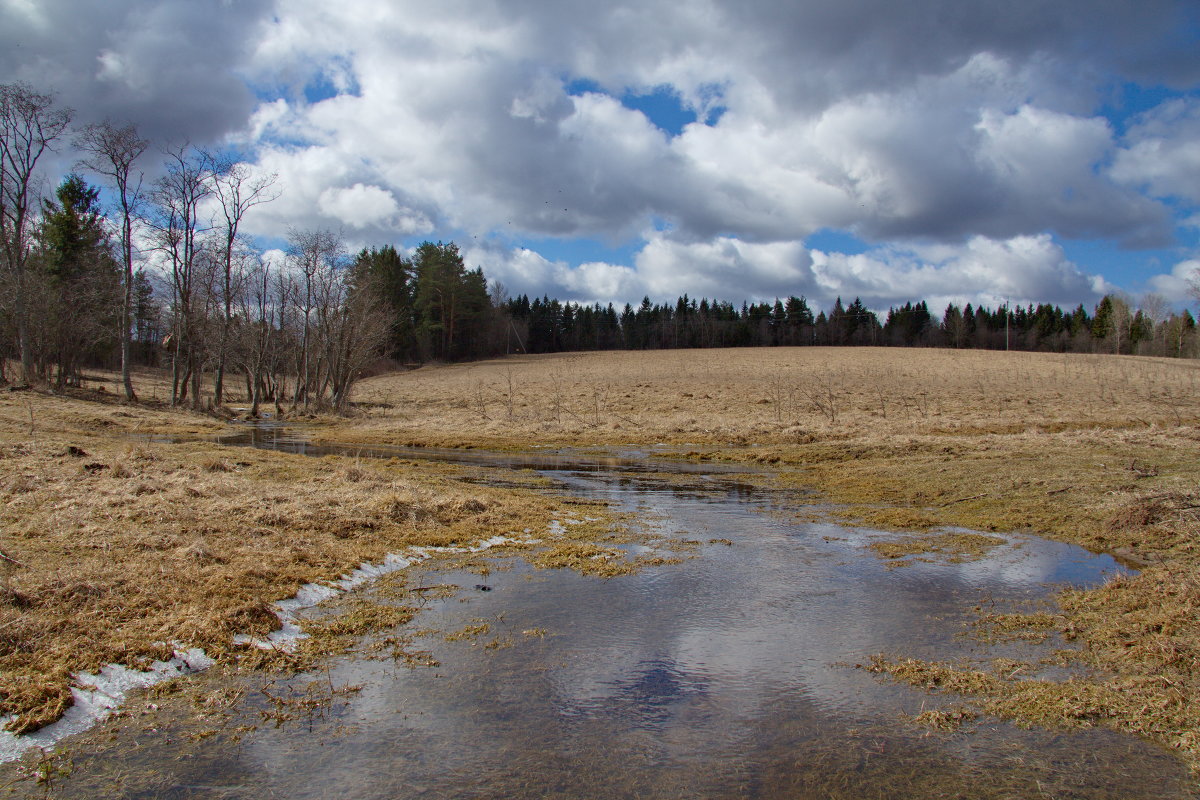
[868,530,1007,566]
[856,475,1200,769]
[323,347,1200,772]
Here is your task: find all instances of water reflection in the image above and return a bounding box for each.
[44,435,1195,799]
[214,468,1182,799]
[560,658,712,730]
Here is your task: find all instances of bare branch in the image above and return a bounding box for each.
[75,120,150,401]
[0,83,73,382]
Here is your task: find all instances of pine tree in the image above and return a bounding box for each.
[412,242,490,361]
[353,245,415,361]
[38,174,120,386]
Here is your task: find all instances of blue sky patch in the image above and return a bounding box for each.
[302,76,341,105]
[1100,83,1190,135]
[302,58,361,104]
[567,79,703,136]
[805,229,872,255]
[507,234,642,270]
[1058,237,1181,293]
[619,87,697,136]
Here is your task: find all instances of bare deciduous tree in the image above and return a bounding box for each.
[287,228,340,410]
[285,229,389,412]
[1110,294,1132,356]
[76,121,149,401]
[318,262,392,412]
[1136,292,1171,356]
[0,83,72,383]
[207,156,278,406]
[150,143,214,408]
[237,251,286,417]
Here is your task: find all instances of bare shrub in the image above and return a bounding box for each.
[376,490,433,524]
[766,378,793,425]
[799,370,840,423]
[341,459,381,483]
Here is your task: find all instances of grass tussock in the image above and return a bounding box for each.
[910,706,979,731]
[868,531,1007,565]
[870,650,1200,755]
[299,600,420,655]
[444,622,492,642]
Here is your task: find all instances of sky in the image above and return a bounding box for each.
[3,0,1200,314]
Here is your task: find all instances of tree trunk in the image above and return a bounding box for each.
[121,216,137,402]
[190,355,201,411]
[250,372,261,418]
[214,363,225,406]
[16,280,33,385]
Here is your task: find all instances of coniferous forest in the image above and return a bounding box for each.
[355,235,1200,359]
[498,292,1197,357]
[355,240,1199,361]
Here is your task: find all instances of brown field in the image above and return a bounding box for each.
[336,346,1200,447]
[335,347,1200,564]
[0,378,632,738]
[328,347,1200,771]
[4,347,1200,772]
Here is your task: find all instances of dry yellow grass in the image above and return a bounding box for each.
[333,348,1200,566]
[330,347,1200,769]
[331,347,1200,447]
[4,346,1200,771]
[0,385,625,736]
[868,531,1006,565]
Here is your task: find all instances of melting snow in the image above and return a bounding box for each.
[0,530,544,763]
[0,647,214,763]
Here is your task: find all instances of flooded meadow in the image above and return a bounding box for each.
[13,440,1195,799]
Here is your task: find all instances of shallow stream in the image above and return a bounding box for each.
[31,434,1200,798]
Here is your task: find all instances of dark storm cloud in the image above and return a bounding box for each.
[490,0,1194,247]
[1,0,274,143]
[508,0,1198,112]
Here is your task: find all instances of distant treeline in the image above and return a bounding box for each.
[358,238,1198,361]
[495,293,1197,358]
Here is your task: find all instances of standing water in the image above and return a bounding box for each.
[28,442,1198,798]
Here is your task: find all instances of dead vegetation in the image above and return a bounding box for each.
[4,347,1200,773]
[329,347,1200,449]
[868,531,1006,566]
[332,347,1200,771]
[0,386,629,736]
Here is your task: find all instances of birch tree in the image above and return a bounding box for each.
[207,156,278,406]
[151,144,213,408]
[76,121,149,401]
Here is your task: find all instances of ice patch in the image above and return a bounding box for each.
[232,534,533,651]
[0,647,214,764]
[0,530,547,763]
